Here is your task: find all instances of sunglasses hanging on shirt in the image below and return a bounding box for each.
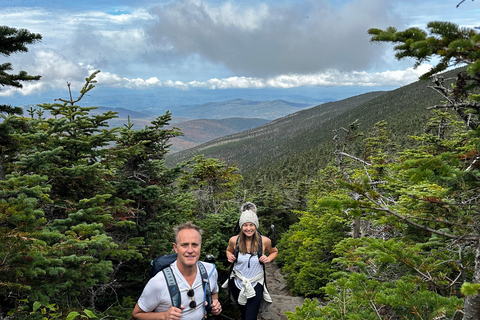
[187,288,196,308]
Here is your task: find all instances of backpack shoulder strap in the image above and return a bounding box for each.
[234,235,240,261]
[258,231,263,258]
[197,262,213,313]
[162,266,181,308]
[197,261,209,291]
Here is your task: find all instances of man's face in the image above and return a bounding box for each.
[174,228,201,268]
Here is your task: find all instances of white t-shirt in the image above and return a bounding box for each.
[137,260,219,320]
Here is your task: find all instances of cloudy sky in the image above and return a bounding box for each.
[1,0,478,108]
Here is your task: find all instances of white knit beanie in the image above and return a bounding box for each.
[239,210,259,229]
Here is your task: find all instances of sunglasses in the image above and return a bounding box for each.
[187,288,196,308]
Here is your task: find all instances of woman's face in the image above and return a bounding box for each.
[241,222,256,237]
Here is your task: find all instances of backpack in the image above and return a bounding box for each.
[149,253,212,311]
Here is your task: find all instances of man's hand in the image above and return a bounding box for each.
[165,306,183,320]
[210,299,222,316]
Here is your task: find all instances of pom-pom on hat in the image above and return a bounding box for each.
[240,202,257,213]
[239,210,259,229]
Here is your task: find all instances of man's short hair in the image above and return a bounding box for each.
[173,221,203,243]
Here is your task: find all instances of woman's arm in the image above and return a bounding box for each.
[260,236,278,263]
[226,236,238,263]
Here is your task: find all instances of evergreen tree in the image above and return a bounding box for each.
[0,26,41,104]
[113,113,192,262]
[365,21,480,319]
[1,72,141,318]
[177,154,243,216]
[0,26,41,180]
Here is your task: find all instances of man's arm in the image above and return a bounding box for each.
[132,303,183,320]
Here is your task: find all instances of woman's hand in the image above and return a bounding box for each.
[227,254,236,263]
[259,255,270,263]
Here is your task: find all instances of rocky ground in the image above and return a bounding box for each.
[258,262,305,320]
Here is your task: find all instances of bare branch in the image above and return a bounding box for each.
[335,151,372,167]
[359,203,479,241]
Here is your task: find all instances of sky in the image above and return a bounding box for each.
[0,0,479,110]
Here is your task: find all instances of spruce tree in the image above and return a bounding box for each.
[0,26,41,113]
[0,26,41,180]
[2,72,141,318]
[366,21,480,319]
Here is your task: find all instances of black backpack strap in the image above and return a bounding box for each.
[234,231,263,261]
[162,266,181,308]
[234,235,240,261]
[258,232,263,259]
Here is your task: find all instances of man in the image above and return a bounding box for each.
[132,222,222,320]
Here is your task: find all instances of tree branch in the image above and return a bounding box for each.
[359,203,479,241]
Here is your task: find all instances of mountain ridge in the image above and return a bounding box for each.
[165,67,462,179]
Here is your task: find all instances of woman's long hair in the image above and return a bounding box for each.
[238,226,260,255]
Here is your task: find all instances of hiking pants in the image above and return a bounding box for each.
[230,282,264,320]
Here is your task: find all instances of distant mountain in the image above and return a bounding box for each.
[165,68,462,179]
[173,99,313,120]
[168,118,270,152]
[88,99,308,152]
[165,91,386,168]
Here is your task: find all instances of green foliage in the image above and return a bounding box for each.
[0,26,41,91]
[284,21,480,319]
[285,299,323,320]
[316,274,462,319]
[7,299,98,320]
[278,171,350,296]
[196,205,240,268]
[177,154,243,217]
[0,70,199,318]
[461,282,480,296]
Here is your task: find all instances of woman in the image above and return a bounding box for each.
[223,208,278,320]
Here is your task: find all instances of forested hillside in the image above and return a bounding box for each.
[166,68,455,181]
[173,98,312,120]
[168,117,270,152]
[166,91,385,169]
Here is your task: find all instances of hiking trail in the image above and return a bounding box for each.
[258,262,305,320]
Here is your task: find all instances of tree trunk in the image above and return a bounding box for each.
[0,154,5,180]
[463,242,480,320]
[352,216,361,238]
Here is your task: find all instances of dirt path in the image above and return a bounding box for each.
[258,262,305,320]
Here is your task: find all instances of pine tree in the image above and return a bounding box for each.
[0,26,41,180]
[0,26,41,113]
[366,21,480,320]
[2,72,141,317]
[113,113,191,260]
[177,154,243,216]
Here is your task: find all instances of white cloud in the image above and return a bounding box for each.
[0,0,475,101]
[84,63,432,91]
